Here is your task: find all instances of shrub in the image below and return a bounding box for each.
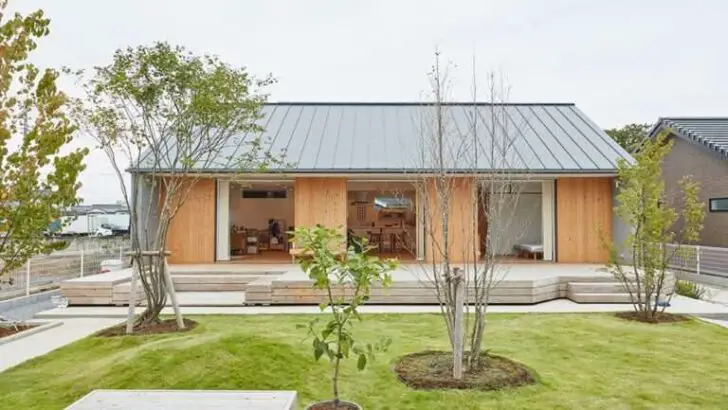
[674,280,706,300]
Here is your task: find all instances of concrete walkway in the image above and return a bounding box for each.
[35,295,728,319]
[0,318,123,373]
[700,318,728,328]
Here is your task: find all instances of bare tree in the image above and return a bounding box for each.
[77,43,280,331]
[407,51,535,377]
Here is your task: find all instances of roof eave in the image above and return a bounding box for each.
[128,168,619,176]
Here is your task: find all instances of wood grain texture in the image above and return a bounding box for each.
[424,177,478,263]
[556,177,613,263]
[292,178,347,252]
[165,178,216,264]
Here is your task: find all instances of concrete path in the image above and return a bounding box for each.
[34,295,728,319]
[0,317,122,373]
[176,292,243,306]
[700,318,728,328]
[705,287,728,306]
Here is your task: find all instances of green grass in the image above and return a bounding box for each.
[1,314,727,409]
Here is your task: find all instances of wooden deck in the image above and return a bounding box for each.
[244,264,622,305]
[60,263,645,306]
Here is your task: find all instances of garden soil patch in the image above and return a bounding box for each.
[96,318,198,337]
[0,324,37,339]
[307,401,360,410]
[616,311,689,324]
[394,351,535,391]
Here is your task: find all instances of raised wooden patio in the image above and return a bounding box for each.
[59,263,640,306]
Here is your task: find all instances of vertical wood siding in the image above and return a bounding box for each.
[556,177,613,263]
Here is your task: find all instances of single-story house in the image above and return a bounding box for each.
[130,102,632,264]
[648,117,728,247]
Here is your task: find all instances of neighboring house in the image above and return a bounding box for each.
[129,102,632,264]
[53,203,130,236]
[648,118,728,247]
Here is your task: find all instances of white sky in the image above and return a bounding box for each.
[14,0,728,203]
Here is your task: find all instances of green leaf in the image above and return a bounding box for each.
[357,354,367,370]
[314,342,324,361]
[340,337,350,358]
[322,342,333,361]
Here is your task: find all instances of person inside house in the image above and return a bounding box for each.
[347,228,363,254]
[268,218,282,245]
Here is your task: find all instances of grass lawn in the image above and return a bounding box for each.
[1,313,727,409]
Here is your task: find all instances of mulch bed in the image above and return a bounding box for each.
[0,324,37,339]
[616,311,690,324]
[394,350,535,391]
[307,401,360,410]
[96,318,198,337]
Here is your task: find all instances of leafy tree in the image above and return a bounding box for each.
[294,225,396,409]
[605,123,650,153]
[77,42,279,331]
[604,131,704,322]
[0,1,87,286]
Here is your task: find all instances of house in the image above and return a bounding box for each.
[648,117,728,247]
[130,102,632,264]
[53,203,130,236]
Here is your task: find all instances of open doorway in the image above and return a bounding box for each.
[346,181,419,261]
[477,181,546,261]
[228,181,294,263]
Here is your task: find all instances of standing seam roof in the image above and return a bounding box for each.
[134,102,631,173]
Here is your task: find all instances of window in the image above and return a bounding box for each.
[242,189,287,199]
[709,198,728,212]
[356,205,366,222]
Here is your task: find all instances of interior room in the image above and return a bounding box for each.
[228,181,294,262]
[346,181,418,260]
[477,181,545,260]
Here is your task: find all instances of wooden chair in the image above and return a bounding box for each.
[367,232,382,252]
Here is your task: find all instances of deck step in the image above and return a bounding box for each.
[568,292,633,303]
[171,274,254,291]
[567,282,627,294]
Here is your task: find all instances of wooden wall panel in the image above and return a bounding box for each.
[556,177,613,263]
[294,177,348,235]
[165,178,216,264]
[424,177,478,263]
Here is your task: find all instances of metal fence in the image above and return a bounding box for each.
[0,244,130,301]
[665,243,728,282]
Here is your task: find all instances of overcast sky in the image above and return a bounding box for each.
[14,0,728,204]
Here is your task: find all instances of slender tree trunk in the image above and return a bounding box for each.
[163,257,185,329]
[125,261,140,334]
[452,269,465,379]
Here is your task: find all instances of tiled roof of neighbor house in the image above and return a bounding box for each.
[133,102,631,174]
[649,117,728,159]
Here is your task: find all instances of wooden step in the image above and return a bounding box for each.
[568,282,627,294]
[171,274,253,291]
[171,274,253,284]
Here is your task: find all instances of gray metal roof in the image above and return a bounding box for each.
[649,117,728,159]
[133,102,631,174]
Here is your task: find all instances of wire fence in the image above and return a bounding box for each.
[0,243,130,301]
[665,243,728,282]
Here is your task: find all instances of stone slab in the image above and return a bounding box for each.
[65,390,297,410]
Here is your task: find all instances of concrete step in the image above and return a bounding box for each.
[568,282,627,294]
[568,292,633,303]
